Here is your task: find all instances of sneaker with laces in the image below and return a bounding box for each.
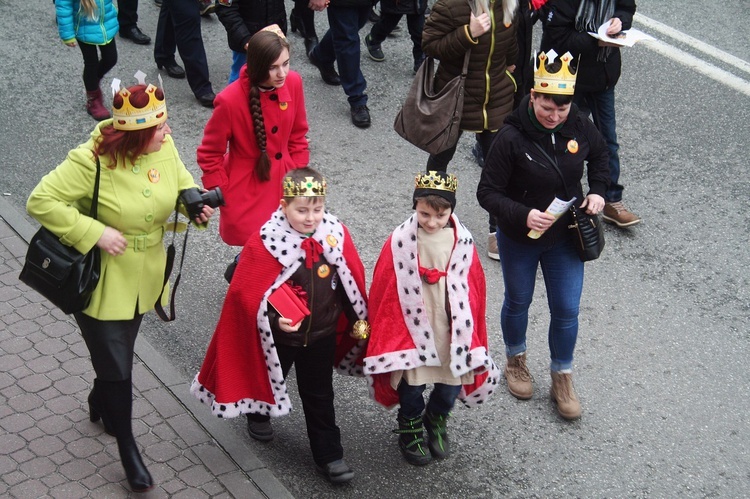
[602,201,641,227]
[550,371,581,420]
[365,34,385,62]
[487,233,499,261]
[505,353,533,399]
[198,0,215,16]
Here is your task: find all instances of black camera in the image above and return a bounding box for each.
[179,187,225,220]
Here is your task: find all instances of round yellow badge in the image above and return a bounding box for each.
[279,102,288,111]
[326,234,338,247]
[147,168,160,183]
[317,264,330,278]
[567,140,579,154]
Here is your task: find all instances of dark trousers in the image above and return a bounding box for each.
[154,0,213,97]
[74,312,144,381]
[78,40,118,91]
[117,0,139,31]
[369,12,424,62]
[248,334,343,466]
[397,382,462,419]
[312,5,370,107]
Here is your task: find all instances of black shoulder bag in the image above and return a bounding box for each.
[19,159,102,314]
[529,141,605,262]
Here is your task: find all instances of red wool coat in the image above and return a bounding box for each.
[364,214,499,410]
[191,210,368,418]
[197,68,310,246]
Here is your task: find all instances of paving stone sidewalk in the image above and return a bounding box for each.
[0,197,292,498]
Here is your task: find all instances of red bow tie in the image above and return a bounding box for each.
[419,266,447,285]
[301,237,324,269]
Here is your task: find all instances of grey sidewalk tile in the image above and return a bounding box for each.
[219,470,270,499]
[142,386,187,419]
[165,413,211,447]
[192,443,238,477]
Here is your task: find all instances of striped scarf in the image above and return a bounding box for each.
[574,0,615,61]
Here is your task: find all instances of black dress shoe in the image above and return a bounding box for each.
[351,105,371,128]
[308,48,340,86]
[120,26,151,45]
[197,92,216,108]
[157,61,185,79]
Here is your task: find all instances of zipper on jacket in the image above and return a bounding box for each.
[482,1,496,130]
[525,152,548,169]
[303,266,314,347]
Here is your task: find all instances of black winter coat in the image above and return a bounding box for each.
[539,0,635,93]
[477,95,610,245]
[216,0,288,54]
[380,0,426,16]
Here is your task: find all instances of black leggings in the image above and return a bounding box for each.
[78,40,118,91]
[75,311,144,381]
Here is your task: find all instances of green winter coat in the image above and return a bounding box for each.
[26,120,201,320]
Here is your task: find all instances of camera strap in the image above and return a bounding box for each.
[154,200,190,322]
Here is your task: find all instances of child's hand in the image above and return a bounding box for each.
[278,317,301,333]
[65,41,77,47]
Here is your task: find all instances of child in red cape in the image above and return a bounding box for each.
[191,167,368,484]
[365,171,499,466]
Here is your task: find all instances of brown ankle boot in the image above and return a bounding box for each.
[86,88,111,121]
[505,353,533,399]
[550,371,581,420]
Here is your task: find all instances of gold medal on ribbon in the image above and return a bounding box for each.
[326,234,338,247]
[567,140,579,154]
[317,264,330,278]
[279,102,288,111]
[147,168,160,183]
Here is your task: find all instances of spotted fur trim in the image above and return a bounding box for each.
[366,214,491,377]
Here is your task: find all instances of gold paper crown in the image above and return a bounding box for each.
[283,176,327,197]
[533,51,577,96]
[111,73,167,131]
[414,171,458,193]
[261,23,286,39]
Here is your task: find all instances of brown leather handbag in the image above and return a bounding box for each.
[393,51,471,155]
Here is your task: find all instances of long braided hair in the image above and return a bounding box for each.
[245,30,291,181]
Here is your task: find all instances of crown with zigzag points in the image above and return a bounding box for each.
[414,171,458,193]
[533,51,577,96]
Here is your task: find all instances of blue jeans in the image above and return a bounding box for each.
[312,5,369,107]
[397,382,462,419]
[574,86,623,202]
[496,231,584,372]
[228,50,244,84]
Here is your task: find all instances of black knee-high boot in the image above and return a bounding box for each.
[290,3,318,55]
[99,379,153,493]
[88,379,115,436]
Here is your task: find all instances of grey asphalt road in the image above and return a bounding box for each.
[1,1,748,497]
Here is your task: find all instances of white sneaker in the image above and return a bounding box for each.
[487,233,499,261]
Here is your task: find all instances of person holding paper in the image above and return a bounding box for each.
[540,0,641,227]
[191,167,368,484]
[476,51,609,420]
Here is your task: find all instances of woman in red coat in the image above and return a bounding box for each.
[198,26,309,272]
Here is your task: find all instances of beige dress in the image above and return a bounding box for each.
[390,226,474,389]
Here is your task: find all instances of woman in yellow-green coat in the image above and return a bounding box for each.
[26,76,214,493]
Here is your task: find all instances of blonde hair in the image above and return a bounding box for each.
[79,0,99,20]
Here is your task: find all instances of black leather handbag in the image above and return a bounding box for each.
[19,159,102,314]
[529,141,605,262]
[393,51,471,155]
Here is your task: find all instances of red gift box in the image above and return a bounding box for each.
[268,282,310,327]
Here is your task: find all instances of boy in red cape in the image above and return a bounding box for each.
[365,171,499,466]
[191,167,368,484]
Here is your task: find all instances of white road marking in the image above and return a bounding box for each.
[634,13,750,96]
